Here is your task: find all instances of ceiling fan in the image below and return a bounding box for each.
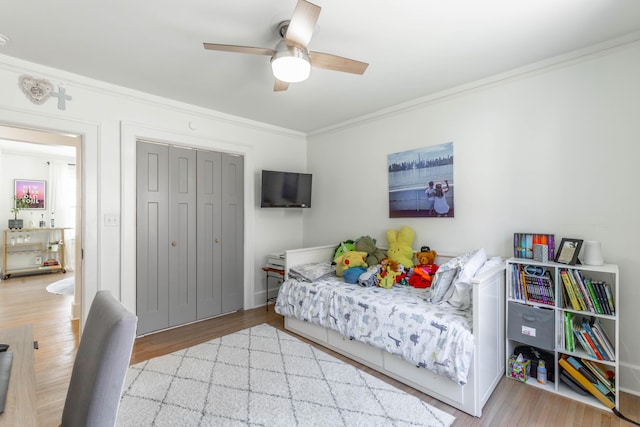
[203,0,368,92]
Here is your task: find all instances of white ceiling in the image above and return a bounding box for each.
[1,0,640,133]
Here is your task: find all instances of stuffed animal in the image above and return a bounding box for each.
[355,236,387,266]
[386,225,415,267]
[409,249,439,288]
[416,249,437,266]
[334,251,368,277]
[343,266,367,284]
[358,265,380,287]
[333,240,356,262]
[377,266,399,289]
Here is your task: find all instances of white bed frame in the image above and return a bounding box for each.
[282,244,505,417]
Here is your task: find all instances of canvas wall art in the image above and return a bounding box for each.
[388,142,454,218]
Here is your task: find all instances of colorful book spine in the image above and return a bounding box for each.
[584,279,603,314]
[603,283,616,316]
[560,270,580,310]
[582,321,609,361]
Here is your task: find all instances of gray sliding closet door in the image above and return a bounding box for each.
[168,146,197,327]
[137,141,244,335]
[221,154,244,313]
[137,142,170,334]
[196,150,222,319]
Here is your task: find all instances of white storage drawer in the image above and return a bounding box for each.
[327,329,384,367]
[507,301,555,350]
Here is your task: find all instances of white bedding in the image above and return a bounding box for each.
[275,276,475,385]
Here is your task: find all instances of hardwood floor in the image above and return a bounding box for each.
[1,274,639,426]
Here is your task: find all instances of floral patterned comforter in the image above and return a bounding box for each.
[275,277,474,385]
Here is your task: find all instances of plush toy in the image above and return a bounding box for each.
[395,264,409,285]
[386,225,415,267]
[355,236,387,266]
[416,249,437,266]
[343,266,367,284]
[333,240,355,262]
[377,266,399,289]
[358,265,380,287]
[409,249,439,288]
[334,251,368,277]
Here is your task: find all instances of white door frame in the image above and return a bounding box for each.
[0,107,99,329]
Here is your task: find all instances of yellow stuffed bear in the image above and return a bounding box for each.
[334,251,368,277]
[386,225,415,267]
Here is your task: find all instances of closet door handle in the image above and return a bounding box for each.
[215,239,220,243]
[171,241,177,247]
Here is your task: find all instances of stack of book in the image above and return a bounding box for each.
[513,233,555,260]
[563,313,615,361]
[509,264,554,306]
[560,269,615,315]
[558,355,615,408]
[266,252,285,271]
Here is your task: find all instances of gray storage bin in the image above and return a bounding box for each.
[508,301,555,350]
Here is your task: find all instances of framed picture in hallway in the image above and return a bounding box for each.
[14,179,46,209]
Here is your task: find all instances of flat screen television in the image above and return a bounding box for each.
[261,170,312,208]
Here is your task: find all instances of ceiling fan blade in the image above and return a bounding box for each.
[285,0,321,48]
[203,43,275,56]
[274,79,289,92]
[308,51,369,75]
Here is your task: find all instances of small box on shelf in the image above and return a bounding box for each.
[508,355,531,382]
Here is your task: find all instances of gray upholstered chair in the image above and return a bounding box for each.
[60,290,137,427]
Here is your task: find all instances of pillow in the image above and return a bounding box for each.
[428,249,482,306]
[474,256,503,278]
[447,249,488,309]
[428,262,460,304]
[288,262,335,282]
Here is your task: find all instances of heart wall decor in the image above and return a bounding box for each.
[19,75,54,105]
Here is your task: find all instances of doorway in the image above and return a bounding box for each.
[0,124,82,319]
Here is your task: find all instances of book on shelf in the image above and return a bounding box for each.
[559,269,616,316]
[581,358,615,394]
[564,312,574,352]
[570,316,615,362]
[558,355,615,408]
[511,264,554,306]
[560,270,581,310]
[603,283,615,315]
[513,233,555,260]
[591,322,615,361]
[571,270,596,312]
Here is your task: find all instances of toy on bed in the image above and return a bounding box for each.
[334,251,368,277]
[375,258,408,288]
[333,240,355,261]
[409,247,439,288]
[386,225,415,267]
[357,265,380,287]
[355,235,387,266]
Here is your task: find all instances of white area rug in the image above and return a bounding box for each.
[45,276,74,295]
[118,324,455,427]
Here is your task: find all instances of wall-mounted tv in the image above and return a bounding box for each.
[261,170,312,208]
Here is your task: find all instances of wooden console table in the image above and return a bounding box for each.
[0,324,37,427]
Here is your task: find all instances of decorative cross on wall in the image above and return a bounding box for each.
[50,85,72,110]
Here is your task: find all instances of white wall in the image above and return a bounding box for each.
[0,53,307,321]
[306,42,640,395]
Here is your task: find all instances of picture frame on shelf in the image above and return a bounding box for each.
[555,238,583,265]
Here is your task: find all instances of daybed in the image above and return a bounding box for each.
[274,244,505,417]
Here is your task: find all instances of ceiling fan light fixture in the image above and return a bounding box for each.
[271,42,311,83]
